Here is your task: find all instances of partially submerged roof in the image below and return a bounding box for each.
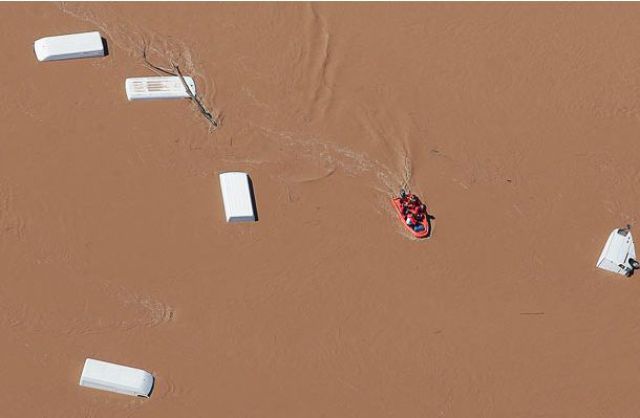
[219,172,256,223]
[34,31,105,62]
[125,76,196,101]
[597,227,637,277]
[79,358,154,398]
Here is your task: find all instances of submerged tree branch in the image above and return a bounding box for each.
[173,64,219,130]
[141,42,175,76]
[141,42,219,131]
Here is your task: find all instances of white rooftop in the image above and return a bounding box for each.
[125,76,196,101]
[219,172,256,223]
[34,31,105,62]
[79,358,154,398]
[596,227,637,277]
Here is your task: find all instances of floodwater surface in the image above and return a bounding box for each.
[1,3,640,417]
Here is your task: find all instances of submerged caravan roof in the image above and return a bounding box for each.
[125,76,196,101]
[596,227,637,277]
[34,31,105,62]
[219,172,256,223]
[79,358,154,398]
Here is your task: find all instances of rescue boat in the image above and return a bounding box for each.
[391,192,431,239]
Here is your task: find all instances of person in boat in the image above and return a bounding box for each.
[399,189,417,208]
[399,190,409,210]
[400,199,410,217]
[408,194,422,209]
[406,195,423,216]
[406,212,417,227]
[405,212,426,233]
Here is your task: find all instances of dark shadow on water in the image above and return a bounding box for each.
[425,213,435,239]
[141,377,155,398]
[101,37,109,57]
[248,175,259,222]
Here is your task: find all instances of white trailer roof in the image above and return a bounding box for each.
[219,172,256,223]
[34,31,104,62]
[597,228,636,276]
[125,76,196,101]
[79,358,154,398]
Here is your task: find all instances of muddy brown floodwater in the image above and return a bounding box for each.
[1,2,640,417]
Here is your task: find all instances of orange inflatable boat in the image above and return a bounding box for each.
[391,191,431,239]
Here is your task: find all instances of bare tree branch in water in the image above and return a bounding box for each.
[141,42,175,76]
[141,41,219,132]
[173,64,219,130]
